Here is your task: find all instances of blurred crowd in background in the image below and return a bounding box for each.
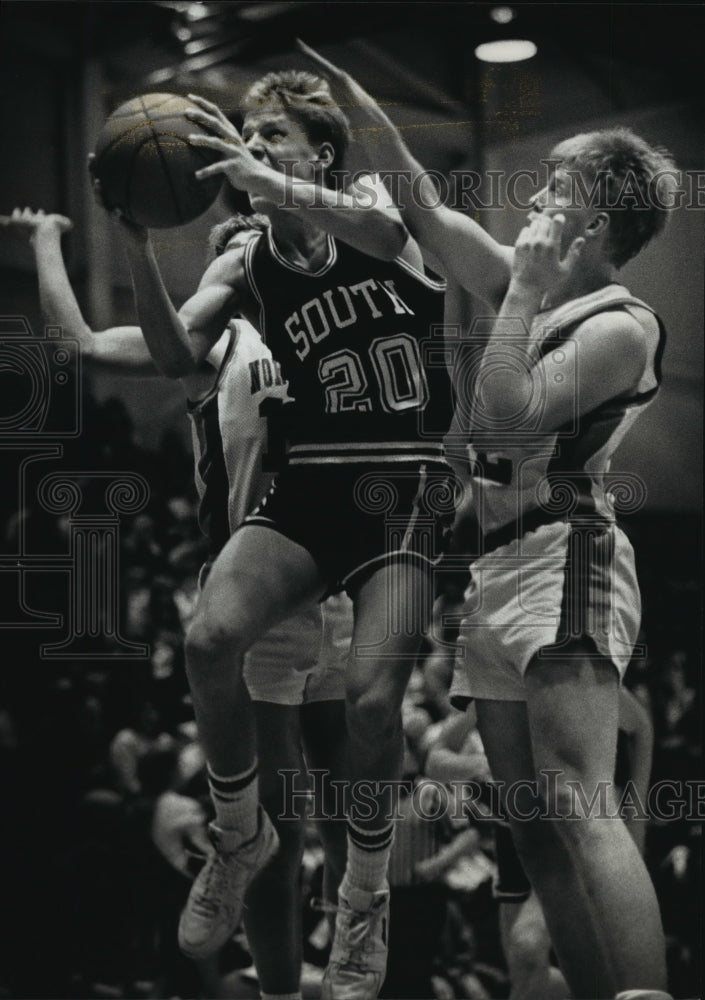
[0,379,700,1000]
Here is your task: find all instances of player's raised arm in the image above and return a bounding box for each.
[472,213,649,436]
[184,94,409,263]
[102,193,246,380]
[1,207,157,374]
[296,40,513,308]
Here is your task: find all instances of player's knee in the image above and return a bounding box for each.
[184,613,247,674]
[542,770,616,823]
[346,683,401,742]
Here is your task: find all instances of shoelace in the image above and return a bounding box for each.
[311,897,379,954]
[193,824,272,918]
[192,851,237,916]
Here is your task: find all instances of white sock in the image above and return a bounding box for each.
[345,819,394,892]
[207,760,258,840]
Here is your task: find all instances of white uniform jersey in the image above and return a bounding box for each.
[463,283,665,547]
[187,321,292,556]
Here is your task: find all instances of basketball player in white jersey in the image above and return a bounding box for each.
[296,44,676,1000]
[3,206,351,1000]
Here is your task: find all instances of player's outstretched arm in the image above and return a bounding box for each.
[184,95,409,262]
[296,40,513,307]
[1,208,157,374]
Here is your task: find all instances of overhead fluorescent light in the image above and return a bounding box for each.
[474,39,537,63]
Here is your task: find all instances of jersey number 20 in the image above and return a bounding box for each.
[318,334,429,414]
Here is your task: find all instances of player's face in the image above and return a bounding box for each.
[529,166,597,255]
[242,110,319,180]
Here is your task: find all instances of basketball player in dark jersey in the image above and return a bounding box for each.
[110,72,456,997]
[4,206,353,1000]
[297,44,677,1000]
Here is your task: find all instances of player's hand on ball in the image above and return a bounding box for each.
[87,154,149,244]
[0,207,73,243]
[184,93,236,140]
[185,96,263,191]
[87,154,120,215]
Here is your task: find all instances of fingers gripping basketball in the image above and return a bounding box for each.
[92,93,225,229]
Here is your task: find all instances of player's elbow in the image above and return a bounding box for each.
[475,364,537,430]
[375,216,410,260]
[482,396,514,425]
[471,392,514,433]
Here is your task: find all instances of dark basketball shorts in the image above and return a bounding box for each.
[244,459,456,595]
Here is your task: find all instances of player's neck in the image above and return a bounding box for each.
[269,213,331,271]
[541,258,615,311]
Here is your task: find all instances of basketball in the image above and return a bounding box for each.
[92,93,225,229]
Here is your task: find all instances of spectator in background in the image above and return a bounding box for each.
[109,697,176,798]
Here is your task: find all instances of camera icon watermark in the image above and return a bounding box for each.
[0,318,82,438]
[445,316,579,450]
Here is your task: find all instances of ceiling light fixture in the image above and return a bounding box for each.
[474,39,537,63]
[489,6,516,25]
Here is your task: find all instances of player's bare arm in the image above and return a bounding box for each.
[2,207,158,374]
[110,206,252,379]
[85,156,246,379]
[296,39,513,308]
[474,213,648,435]
[184,94,409,263]
[3,206,225,402]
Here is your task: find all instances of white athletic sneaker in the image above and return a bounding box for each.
[178,807,279,959]
[320,880,390,1000]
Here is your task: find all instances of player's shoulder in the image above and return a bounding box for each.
[573,300,653,347]
[569,306,651,381]
[199,240,254,290]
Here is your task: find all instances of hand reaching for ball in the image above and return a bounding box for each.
[185,94,267,191]
[87,153,149,245]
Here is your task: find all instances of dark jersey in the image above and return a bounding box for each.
[244,229,453,465]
